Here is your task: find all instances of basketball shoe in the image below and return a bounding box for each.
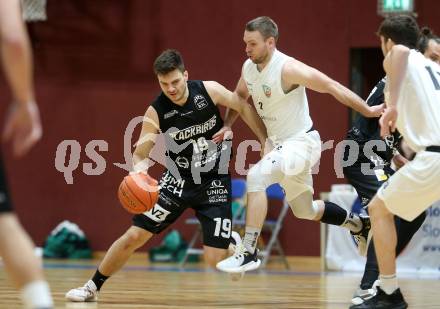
[349,286,408,309]
[65,280,98,302]
[351,280,379,305]
[227,231,246,281]
[217,244,260,273]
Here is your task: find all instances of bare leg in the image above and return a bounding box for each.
[0,213,44,288]
[368,196,397,276]
[0,213,53,308]
[203,246,228,269]
[98,226,153,276]
[246,191,268,229]
[241,191,268,253]
[288,191,322,221]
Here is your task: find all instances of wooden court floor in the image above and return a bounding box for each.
[0,256,439,308]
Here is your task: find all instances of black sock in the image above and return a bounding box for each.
[360,240,379,289]
[92,269,109,291]
[321,201,348,225]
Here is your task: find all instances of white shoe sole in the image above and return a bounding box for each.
[65,293,97,302]
[217,259,261,273]
[351,296,364,305]
[351,281,378,305]
[351,291,376,305]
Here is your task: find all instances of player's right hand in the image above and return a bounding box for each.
[379,107,398,138]
[392,153,408,170]
[368,103,385,118]
[3,101,42,157]
[212,126,233,144]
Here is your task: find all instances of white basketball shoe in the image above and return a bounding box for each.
[65,280,98,302]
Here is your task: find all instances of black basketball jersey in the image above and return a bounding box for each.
[346,78,401,164]
[152,80,231,179]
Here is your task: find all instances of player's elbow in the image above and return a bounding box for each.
[1,33,28,55]
[233,101,246,115]
[230,93,246,114]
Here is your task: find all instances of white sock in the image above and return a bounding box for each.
[21,280,53,309]
[243,226,260,254]
[379,274,398,295]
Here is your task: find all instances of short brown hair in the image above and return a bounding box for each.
[153,49,185,75]
[377,14,420,49]
[246,16,279,42]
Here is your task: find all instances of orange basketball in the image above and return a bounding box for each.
[118,173,159,214]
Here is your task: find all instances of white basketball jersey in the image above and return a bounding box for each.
[387,50,440,152]
[242,49,313,142]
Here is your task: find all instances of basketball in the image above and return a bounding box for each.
[118,173,159,214]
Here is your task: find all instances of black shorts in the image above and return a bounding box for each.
[132,170,232,249]
[343,159,394,207]
[0,155,12,213]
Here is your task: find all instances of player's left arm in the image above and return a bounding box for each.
[0,0,42,157]
[382,45,409,109]
[204,80,267,145]
[282,59,383,118]
[380,45,409,137]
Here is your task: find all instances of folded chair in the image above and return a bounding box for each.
[233,183,290,269]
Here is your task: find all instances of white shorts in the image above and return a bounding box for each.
[377,151,440,221]
[247,130,322,201]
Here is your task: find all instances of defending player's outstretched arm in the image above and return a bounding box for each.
[205,80,267,146]
[281,58,384,118]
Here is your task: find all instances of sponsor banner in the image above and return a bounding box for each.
[325,185,440,273]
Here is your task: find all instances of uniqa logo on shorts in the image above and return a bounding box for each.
[207,188,228,196]
[210,180,223,188]
[207,180,228,196]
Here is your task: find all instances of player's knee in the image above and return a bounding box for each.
[246,167,267,193]
[368,198,391,220]
[122,228,150,249]
[288,200,319,220]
